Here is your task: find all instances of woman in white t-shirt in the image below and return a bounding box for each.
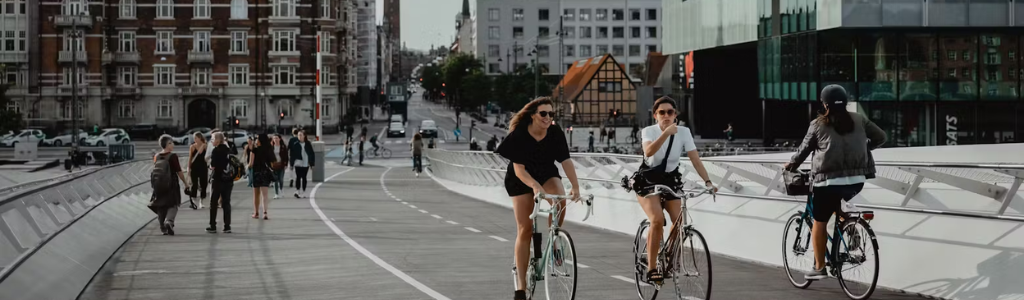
[636,97,718,283]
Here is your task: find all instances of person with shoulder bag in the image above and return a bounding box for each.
[150,134,191,236]
[290,131,315,198]
[271,134,289,199]
[207,132,233,233]
[249,134,276,219]
[784,85,887,281]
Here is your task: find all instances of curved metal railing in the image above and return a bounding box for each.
[425,149,1024,222]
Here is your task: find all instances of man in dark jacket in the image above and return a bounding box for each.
[287,128,299,187]
[207,132,233,233]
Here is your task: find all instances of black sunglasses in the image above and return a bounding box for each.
[537,111,555,118]
[656,109,676,116]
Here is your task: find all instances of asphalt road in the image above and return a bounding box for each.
[78,164,927,300]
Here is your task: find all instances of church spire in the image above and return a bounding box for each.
[461,0,470,17]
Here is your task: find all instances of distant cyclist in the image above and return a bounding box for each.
[634,96,717,283]
[495,97,583,300]
[369,134,379,154]
[784,85,886,281]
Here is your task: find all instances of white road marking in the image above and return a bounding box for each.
[489,235,509,242]
[431,214,443,219]
[445,220,459,225]
[566,260,589,268]
[465,227,482,233]
[419,209,429,214]
[395,198,402,201]
[401,201,408,205]
[309,168,452,300]
[410,205,418,209]
[369,217,378,222]
[330,218,336,222]
[611,275,651,287]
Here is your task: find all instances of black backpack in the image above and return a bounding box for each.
[151,153,176,193]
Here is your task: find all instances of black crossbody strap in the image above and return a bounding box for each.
[660,135,675,167]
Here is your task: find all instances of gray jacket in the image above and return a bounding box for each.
[790,113,887,183]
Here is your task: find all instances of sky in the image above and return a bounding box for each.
[377,0,467,51]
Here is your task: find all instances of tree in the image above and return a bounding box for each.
[0,76,23,133]
[461,70,491,113]
[442,53,485,112]
[418,64,444,100]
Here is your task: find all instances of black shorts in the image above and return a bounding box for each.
[811,183,864,223]
[505,172,561,197]
[636,169,683,202]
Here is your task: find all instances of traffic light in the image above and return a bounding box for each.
[442,82,446,87]
[234,118,239,126]
[279,112,284,120]
[419,78,423,81]
[471,120,476,127]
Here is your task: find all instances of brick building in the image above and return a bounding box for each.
[27,0,358,133]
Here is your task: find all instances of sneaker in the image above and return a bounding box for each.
[289,179,294,187]
[223,227,232,233]
[273,194,280,199]
[416,173,420,178]
[841,201,861,213]
[160,223,169,235]
[294,192,300,199]
[165,223,175,236]
[206,226,217,233]
[805,268,827,281]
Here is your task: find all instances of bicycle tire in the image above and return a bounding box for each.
[673,227,712,300]
[633,220,659,300]
[837,218,879,300]
[782,213,814,289]
[381,148,392,159]
[545,229,578,300]
[511,258,538,299]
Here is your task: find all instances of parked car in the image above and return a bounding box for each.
[0,130,13,141]
[387,121,406,137]
[419,120,438,138]
[1,129,46,147]
[172,127,212,145]
[127,124,162,141]
[43,129,89,147]
[84,128,131,146]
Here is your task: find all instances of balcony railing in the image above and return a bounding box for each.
[103,52,140,64]
[187,51,214,64]
[56,85,88,96]
[58,51,88,63]
[112,86,140,96]
[0,52,28,64]
[179,87,222,96]
[53,15,93,27]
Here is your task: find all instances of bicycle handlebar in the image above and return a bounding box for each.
[645,184,717,201]
[529,192,596,222]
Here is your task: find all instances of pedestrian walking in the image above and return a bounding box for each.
[290,131,315,198]
[271,134,289,199]
[187,132,208,209]
[249,134,276,220]
[207,132,233,233]
[149,134,190,236]
[287,128,299,187]
[358,135,365,166]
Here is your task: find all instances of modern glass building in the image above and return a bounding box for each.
[663,0,1024,147]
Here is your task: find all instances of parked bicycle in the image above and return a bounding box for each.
[632,184,714,300]
[781,188,880,299]
[511,192,595,300]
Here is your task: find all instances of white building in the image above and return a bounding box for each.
[474,0,662,76]
[356,0,376,88]
[1,0,34,119]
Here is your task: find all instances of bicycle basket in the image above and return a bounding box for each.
[783,170,811,196]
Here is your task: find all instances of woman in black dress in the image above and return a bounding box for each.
[494,97,583,300]
[186,132,208,209]
[248,134,276,220]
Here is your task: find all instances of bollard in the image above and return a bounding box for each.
[312,141,326,182]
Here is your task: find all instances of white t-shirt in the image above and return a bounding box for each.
[641,125,697,172]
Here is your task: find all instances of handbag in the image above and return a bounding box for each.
[783,169,811,196]
[621,135,675,192]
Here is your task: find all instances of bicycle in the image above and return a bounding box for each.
[781,188,880,299]
[632,184,715,300]
[367,145,392,159]
[511,191,595,300]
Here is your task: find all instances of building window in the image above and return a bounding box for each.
[118,101,134,118]
[155,31,173,53]
[61,67,84,85]
[319,32,332,53]
[598,81,622,92]
[579,9,591,21]
[597,27,608,39]
[962,50,971,61]
[580,45,591,57]
[613,27,624,38]
[538,9,549,21]
[630,27,640,38]
[1011,51,1017,61]
[563,26,575,38]
[513,8,523,21]
[278,100,292,118]
[597,45,609,55]
[119,31,136,52]
[488,8,499,21]
[157,99,173,118]
[120,0,135,19]
[231,31,247,54]
[273,0,295,17]
[320,0,330,18]
[596,9,607,21]
[322,100,332,118]
[157,0,173,18]
[2,0,26,15]
[320,65,332,85]
[61,0,86,15]
[3,30,26,51]
[565,45,574,57]
[488,63,500,73]
[194,31,211,52]
[272,30,297,52]
[646,27,657,38]
[5,101,20,114]
[629,45,640,57]
[488,45,500,57]
[513,27,523,39]
[61,102,83,120]
[647,44,657,54]
[274,65,296,85]
[947,50,956,61]
[231,0,247,19]
[646,8,657,20]
[154,66,175,86]
[580,27,592,38]
[563,9,574,21]
[948,68,956,78]
[230,65,249,86]
[118,66,136,86]
[539,27,549,38]
[4,69,25,86]
[537,45,549,58]
[231,99,248,118]
[612,45,624,56]
[488,26,500,40]
[629,8,640,21]
[194,0,210,18]
[192,68,210,86]
[612,9,624,21]
[62,30,84,52]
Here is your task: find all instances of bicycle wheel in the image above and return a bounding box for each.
[381,148,392,159]
[672,227,712,300]
[633,220,659,300]
[782,213,815,289]
[545,229,578,300]
[837,218,879,300]
[511,259,538,299]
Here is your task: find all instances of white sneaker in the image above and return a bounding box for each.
[273,194,280,199]
[416,173,420,178]
[841,201,860,213]
[198,199,204,210]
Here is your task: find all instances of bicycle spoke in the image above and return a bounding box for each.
[838,219,879,300]
[545,230,577,300]
[634,222,659,300]
[674,228,711,300]
[782,214,815,289]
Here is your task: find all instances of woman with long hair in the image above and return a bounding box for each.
[249,134,276,219]
[186,132,209,209]
[290,131,315,198]
[410,133,424,177]
[271,134,289,199]
[494,97,582,300]
[785,85,887,280]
